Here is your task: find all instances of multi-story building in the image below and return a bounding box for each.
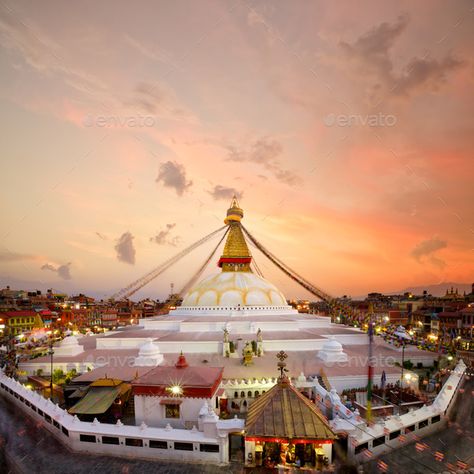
[101,308,118,328]
[1,310,45,336]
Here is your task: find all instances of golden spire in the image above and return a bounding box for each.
[218,196,252,272]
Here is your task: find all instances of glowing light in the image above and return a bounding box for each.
[404,373,412,381]
[408,330,414,336]
[447,355,453,361]
[168,384,182,396]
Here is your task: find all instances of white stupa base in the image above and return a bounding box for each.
[317,352,349,363]
[133,354,164,367]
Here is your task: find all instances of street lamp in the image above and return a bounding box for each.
[48,343,54,400]
[394,326,412,406]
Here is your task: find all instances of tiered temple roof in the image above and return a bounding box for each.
[245,370,336,442]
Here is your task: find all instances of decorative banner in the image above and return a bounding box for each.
[415,442,428,452]
[377,460,388,472]
[434,451,444,462]
[363,449,373,459]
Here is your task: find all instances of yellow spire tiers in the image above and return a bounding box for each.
[181,197,289,307]
[218,197,252,272]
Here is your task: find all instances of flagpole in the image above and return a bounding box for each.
[366,306,374,423]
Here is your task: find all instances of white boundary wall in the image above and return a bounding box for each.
[343,360,467,462]
[0,370,243,465]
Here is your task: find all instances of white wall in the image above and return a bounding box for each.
[135,395,217,428]
[0,371,228,464]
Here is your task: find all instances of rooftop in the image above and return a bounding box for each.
[245,375,337,441]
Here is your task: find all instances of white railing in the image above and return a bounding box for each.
[346,359,467,461]
[0,371,227,464]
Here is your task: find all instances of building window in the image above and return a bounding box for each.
[389,430,400,440]
[372,436,385,448]
[61,427,69,437]
[419,419,429,429]
[240,391,245,398]
[125,438,143,447]
[174,442,193,451]
[234,391,238,398]
[165,404,180,419]
[405,424,415,433]
[354,442,368,455]
[431,415,441,424]
[149,440,167,449]
[247,391,252,398]
[102,436,120,445]
[200,444,219,453]
[80,434,96,443]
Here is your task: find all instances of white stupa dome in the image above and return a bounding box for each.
[138,338,161,357]
[53,335,84,357]
[321,338,343,352]
[181,271,287,307]
[134,338,163,367]
[60,335,79,346]
[318,336,348,363]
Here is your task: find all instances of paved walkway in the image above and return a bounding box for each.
[363,376,474,473]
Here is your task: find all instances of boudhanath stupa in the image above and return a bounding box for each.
[20,198,437,401]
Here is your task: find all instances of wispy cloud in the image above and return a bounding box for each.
[41,262,72,280]
[0,251,41,262]
[411,237,447,269]
[208,185,242,201]
[340,15,464,98]
[115,232,136,265]
[225,137,301,186]
[123,34,176,66]
[0,6,106,96]
[156,161,193,196]
[150,223,180,246]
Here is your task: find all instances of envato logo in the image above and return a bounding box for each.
[86,354,136,368]
[83,114,156,128]
[323,355,398,369]
[324,113,397,127]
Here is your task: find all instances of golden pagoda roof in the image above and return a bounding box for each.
[245,377,336,441]
[221,223,251,259]
[218,196,252,271]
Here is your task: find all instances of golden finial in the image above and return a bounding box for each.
[224,195,244,225]
[276,350,289,380]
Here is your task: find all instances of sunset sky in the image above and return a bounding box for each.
[1,0,473,300]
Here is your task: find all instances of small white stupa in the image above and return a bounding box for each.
[318,336,348,362]
[134,338,163,367]
[53,335,84,357]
